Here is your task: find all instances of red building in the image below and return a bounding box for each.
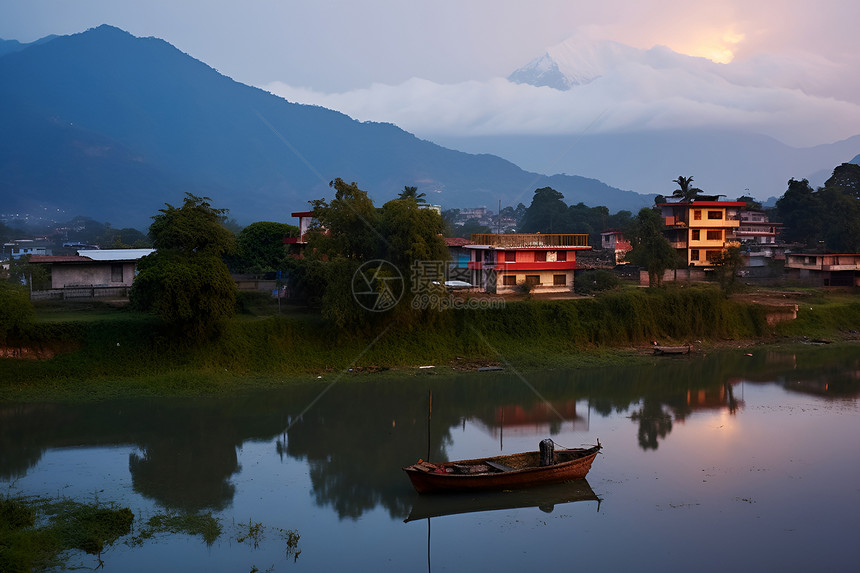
[465,233,591,293]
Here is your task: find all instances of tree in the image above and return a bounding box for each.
[824,163,860,199]
[775,179,822,248]
[775,170,860,252]
[397,185,426,203]
[626,208,679,287]
[671,176,702,202]
[234,221,299,274]
[379,198,448,272]
[148,194,235,256]
[513,203,528,227]
[520,187,567,232]
[0,281,34,345]
[6,255,50,290]
[456,218,491,239]
[736,195,762,211]
[713,245,744,294]
[817,186,860,253]
[130,194,237,341]
[304,179,448,329]
[308,179,381,262]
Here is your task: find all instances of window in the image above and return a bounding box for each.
[505,251,516,262]
[707,211,723,220]
[111,264,123,283]
[534,251,547,262]
[691,230,700,241]
[693,210,702,220]
[503,275,517,286]
[525,275,540,286]
[690,249,700,261]
[706,230,722,240]
[706,250,721,262]
[557,250,567,262]
[553,274,566,286]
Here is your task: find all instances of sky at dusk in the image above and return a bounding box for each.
[4,0,860,147]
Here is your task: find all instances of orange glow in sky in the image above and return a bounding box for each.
[668,27,746,64]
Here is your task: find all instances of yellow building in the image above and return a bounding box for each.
[658,200,744,266]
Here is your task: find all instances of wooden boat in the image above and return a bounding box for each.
[403,441,601,494]
[404,479,600,522]
[653,345,691,356]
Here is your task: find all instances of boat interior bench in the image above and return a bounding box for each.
[485,460,516,473]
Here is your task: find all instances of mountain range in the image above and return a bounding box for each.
[0,25,652,229]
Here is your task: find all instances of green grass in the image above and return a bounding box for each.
[2,285,857,402]
[0,496,133,572]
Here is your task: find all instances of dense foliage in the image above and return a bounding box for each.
[519,187,632,246]
[0,282,34,345]
[624,208,680,287]
[776,164,860,252]
[130,194,237,341]
[233,221,299,273]
[305,178,448,329]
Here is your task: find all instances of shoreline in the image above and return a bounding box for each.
[1,286,857,402]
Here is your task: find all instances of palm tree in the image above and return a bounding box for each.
[398,185,426,203]
[672,176,702,202]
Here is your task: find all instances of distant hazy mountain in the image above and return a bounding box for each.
[0,35,57,57]
[434,131,860,202]
[0,25,650,228]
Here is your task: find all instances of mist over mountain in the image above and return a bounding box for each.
[462,34,860,200]
[0,25,650,229]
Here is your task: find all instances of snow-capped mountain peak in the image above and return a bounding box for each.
[509,35,642,90]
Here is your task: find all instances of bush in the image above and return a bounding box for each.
[575,270,621,295]
[0,282,34,345]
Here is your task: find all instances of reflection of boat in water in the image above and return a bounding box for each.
[404,479,600,522]
[403,440,601,494]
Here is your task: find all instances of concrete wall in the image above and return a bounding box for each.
[495,270,574,293]
[51,262,136,288]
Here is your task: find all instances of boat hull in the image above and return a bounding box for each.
[403,445,601,494]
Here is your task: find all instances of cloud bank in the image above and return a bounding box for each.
[264,37,860,148]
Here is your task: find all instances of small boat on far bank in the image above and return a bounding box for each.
[403,439,601,494]
[653,345,691,356]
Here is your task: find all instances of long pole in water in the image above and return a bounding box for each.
[427,389,432,461]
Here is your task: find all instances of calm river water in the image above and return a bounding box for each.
[2,344,859,572]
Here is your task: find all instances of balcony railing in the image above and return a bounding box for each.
[470,234,590,248]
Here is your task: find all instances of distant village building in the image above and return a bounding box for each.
[735,210,781,245]
[29,248,155,299]
[784,253,860,287]
[443,237,472,284]
[658,199,745,266]
[465,233,591,293]
[600,230,632,265]
[283,211,314,245]
[3,239,53,260]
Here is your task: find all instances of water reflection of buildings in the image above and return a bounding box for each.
[679,382,745,419]
[470,400,589,446]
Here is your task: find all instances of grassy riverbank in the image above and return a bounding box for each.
[1,285,858,401]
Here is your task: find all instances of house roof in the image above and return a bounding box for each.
[77,249,155,261]
[30,249,156,264]
[444,237,472,247]
[30,255,92,263]
[658,201,747,207]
